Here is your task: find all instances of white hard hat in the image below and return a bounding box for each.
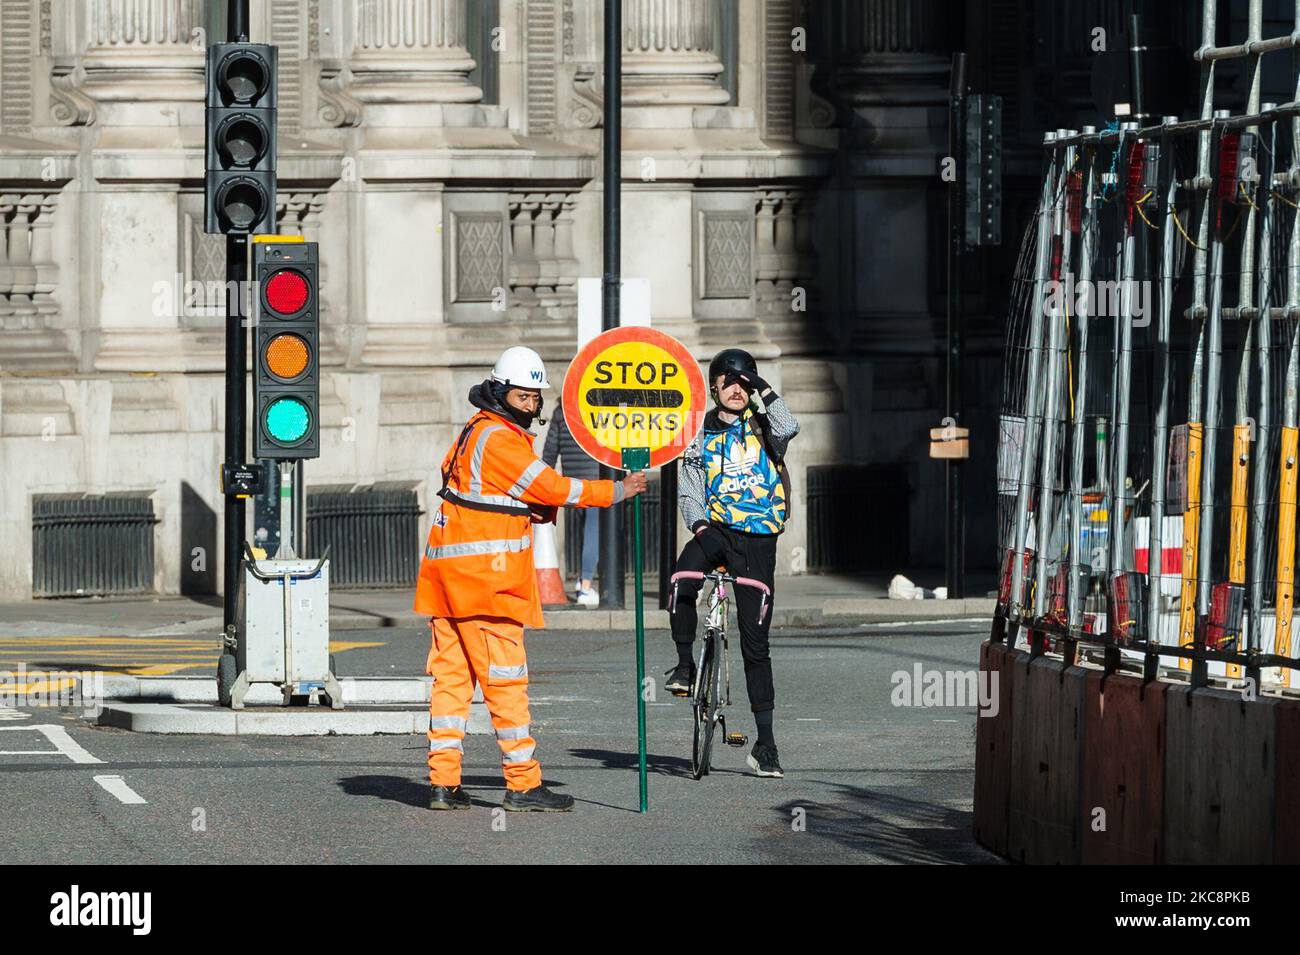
[491,346,550,390]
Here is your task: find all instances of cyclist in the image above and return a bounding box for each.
[664,348,799,778]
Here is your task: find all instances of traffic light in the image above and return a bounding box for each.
[253,239,319,459]
[205,42,277,234]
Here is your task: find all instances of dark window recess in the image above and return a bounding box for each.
[565,479,662,580]
[806,465,909,572]
[307,483,421,589]
[32,493,158,598]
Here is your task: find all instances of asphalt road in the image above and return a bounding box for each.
[0,619,1001,864]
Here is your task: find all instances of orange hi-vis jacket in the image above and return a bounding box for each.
[414,408,623,628]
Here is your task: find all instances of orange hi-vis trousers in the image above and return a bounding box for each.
[426,616,541,792]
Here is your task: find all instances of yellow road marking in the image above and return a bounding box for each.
[0,636,387,678]
[328,640,384,653]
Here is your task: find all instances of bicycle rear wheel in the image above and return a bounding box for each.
[692,630,721,779]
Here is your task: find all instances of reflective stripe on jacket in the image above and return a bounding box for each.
[413,409,622,627]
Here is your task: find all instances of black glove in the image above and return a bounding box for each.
[728,369,772,398]
[694,525,729,568]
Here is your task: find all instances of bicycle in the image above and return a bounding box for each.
[668,569,772,779]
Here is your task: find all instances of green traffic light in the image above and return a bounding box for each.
[265,397,309,444]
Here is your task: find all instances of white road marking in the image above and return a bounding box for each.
[0,724,103,764]
[858,618,990,629]
[795,718,821,721]
[93,775,147,805]
[0,707,31,721]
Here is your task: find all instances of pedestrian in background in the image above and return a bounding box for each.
[542,402,602,607]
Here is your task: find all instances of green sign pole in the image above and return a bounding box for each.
[623,446,650,812]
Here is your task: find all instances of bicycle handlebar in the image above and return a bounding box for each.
[668,570,771,625]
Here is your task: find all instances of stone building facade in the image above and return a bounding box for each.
[0,0,964,600]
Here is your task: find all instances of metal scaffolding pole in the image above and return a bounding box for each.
[1035,135,1076,625]
[1148,118,1180,660]
[1109,123,1142,590]
[1225,0,1266,680]
[1247,109,1276,671]
[1195,109,1232,644]
[1178,0,1218,673]
[1007,137,1061,643]
[1067,141,1100,636]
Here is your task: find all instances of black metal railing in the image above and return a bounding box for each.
[32,493,158,598]
[307,483,421,589]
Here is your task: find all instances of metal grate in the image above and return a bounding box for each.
[806,465,909,573]
[564,479,662,579]
[32,493,158,598]
[306,483,421,589]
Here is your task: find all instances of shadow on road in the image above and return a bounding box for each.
[774,781,999,864]
[567,746,693,779]
[338,773,513,809]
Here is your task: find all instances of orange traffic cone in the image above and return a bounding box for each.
[534,520,569,606]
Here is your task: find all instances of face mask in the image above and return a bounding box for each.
[495,382,543,428]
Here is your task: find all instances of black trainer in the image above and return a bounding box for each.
[428,784,472,810]
[746,743,784,778]
[664,663,695,696]
[502,784,574,812]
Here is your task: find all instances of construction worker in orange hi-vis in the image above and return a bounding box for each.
[414,346,647,812]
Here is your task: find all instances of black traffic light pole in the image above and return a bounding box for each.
[221,0,251,635]
[228,0,248,42]
[945,52,967,600]
[223,236,247,634]
[599,0,625,610]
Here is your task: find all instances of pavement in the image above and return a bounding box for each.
[0,571,998,640]
[0,618,1002,864]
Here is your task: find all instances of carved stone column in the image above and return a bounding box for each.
[341,0,482,113]
[827,0,949,109]
[622,0,729,106]
[79,0,205,124]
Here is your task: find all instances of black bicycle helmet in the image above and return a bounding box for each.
[708,347,758,382]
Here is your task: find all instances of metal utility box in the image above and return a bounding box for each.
[225,550,343,709]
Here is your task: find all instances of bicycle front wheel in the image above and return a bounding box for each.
[692,631,720,779]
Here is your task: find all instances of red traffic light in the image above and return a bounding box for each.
[264,268,309,315]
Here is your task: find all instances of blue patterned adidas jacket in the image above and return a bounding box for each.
[678,395,800,536]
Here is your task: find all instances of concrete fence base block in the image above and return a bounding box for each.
[1007,654,1085,864]
[96,675,452,706]
[1081,670,1166,864]
[973,640,1015,855]
[96,700,493,736]
[1164,684,1275,864]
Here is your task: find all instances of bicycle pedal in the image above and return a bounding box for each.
[724,732,748,747]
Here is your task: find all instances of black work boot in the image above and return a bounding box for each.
[502,784,574,812]
[429,784,472,810]
[664,662,695,696]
